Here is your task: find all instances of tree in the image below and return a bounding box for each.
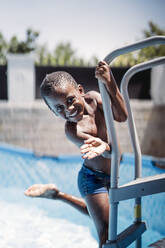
[53,42,75,66]
[0,28,39,64]
[137,21,165,63]
[36,41,97,67]
[0,29,98,66]
[112,21,165,67]
[36,45,51,65]
[1,22,164,67]
[0,32,7,64]
[112,53,136,67]
[8,28,39,54]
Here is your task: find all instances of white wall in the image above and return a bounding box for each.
[7,53,35,103]
[151,64,165,105]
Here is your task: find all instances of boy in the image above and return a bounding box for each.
[25,61,128,247]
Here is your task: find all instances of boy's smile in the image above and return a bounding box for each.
[45,83,85,123]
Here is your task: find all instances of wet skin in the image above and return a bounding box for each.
[45,83,111,175]
[35,61,128,247]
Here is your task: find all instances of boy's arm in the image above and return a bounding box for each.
[65,122,111,160]
[95,61,128,122]
[65,121,92,148]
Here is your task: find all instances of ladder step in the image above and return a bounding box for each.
[149,237,165,247]
[103,222,147,248]
[110,173,165,203]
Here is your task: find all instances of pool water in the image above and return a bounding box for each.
[0,143,164,248]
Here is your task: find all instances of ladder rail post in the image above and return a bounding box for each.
[99,36,165,247]
[98,82,120,241]
[120,56,165,248]
[120,57,165,180]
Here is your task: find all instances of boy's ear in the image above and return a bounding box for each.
[78,84,84,95]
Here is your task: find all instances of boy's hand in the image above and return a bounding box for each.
[95,61,111,85]
[80,137,110,159]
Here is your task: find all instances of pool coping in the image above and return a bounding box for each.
[0,142,165,168]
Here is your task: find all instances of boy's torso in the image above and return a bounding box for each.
[66,91,111,174]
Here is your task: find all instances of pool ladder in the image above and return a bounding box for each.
[97,36,165,248]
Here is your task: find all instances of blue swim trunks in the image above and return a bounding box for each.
[78,164,110,198]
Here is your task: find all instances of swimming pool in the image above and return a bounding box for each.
[0,143,164,248]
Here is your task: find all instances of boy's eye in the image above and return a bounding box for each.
[67,97,74,104]
[56,105,63,113]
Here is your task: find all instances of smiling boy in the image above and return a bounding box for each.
[25,61,128,247]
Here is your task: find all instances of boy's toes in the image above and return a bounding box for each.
[24,188,32,196]
[24,184,43,197]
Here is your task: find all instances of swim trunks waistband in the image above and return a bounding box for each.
[82,164,110,179]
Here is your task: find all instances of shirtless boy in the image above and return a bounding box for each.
[25,61,128,247]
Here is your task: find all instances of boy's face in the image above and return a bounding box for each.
[45,83,85,123]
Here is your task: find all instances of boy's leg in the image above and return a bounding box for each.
[25,184,89,215]
[85,193,109,248]
[24,184,59,198]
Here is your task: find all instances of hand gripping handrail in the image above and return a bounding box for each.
[98,36,165,245]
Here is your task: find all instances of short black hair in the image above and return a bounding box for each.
[40,71,78,98]
[40,71,78,114]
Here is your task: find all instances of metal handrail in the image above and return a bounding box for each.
[98,36,165,245]
[120,57,165,248]
[120,56,165,179]
[104,36,165,63]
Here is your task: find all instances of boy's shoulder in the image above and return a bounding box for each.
[84,90,102,106]
[85,90,100,98]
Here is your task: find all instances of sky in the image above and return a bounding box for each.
[0,0,165,61]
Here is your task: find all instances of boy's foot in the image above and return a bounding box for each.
[24,184,59,199]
